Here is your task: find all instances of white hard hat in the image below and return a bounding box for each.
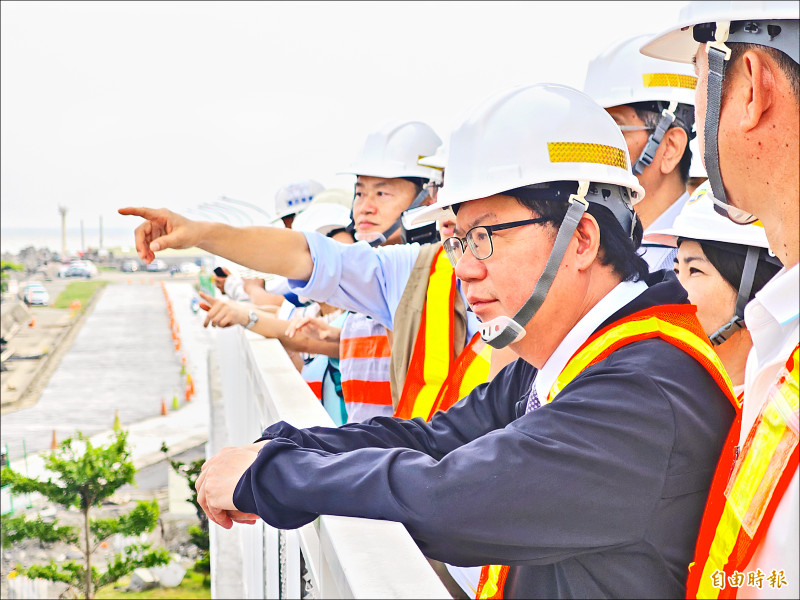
[640,1,798,225]
[688,137,707,178]
[410,83,645,226]
[645,180,770,248]
[272,179,325,222]
[641,1,800,65]
[584,33,697,109]
[308,188,354,210]
[406,83,646,350]
[291,202,352,237]
[339,120,443,180]
[418,143,447,187]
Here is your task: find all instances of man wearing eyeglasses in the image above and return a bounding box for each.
[584,33,698,272]
[186,83,736,599]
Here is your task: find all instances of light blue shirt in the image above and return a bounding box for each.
[289,232,480,338]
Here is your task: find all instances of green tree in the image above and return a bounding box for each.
[160,443,210,580]
[0,429,170,599]
[1,259,24,294]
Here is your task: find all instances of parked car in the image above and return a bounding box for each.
[121,259,140,272]
[179,262,201,274]
[63,260,98,278]
[146,258,168,272]
[22,283,49,306]
[65,264,92,278]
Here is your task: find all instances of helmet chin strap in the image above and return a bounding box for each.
[480,181,590,349]
[632,101,678,176]
[703,23,758,225]
[709,245,760,345]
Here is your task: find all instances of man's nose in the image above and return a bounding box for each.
[454,246,487,282]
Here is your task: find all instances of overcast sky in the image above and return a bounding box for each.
[1,0,685,241]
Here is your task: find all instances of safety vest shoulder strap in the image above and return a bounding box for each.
[390,243,443,407]
[396,247,458,419]
[548,304,738,410]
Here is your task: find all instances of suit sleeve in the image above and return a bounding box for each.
[234,341,730,567]
[256,359,529,457]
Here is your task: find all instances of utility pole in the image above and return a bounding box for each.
[58,205,68,258]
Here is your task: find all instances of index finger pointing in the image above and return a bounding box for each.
[118,206,162,220]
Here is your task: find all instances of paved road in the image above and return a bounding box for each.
[0,280,213,461]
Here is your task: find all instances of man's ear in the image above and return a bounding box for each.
[734,49,775,132]
[658,126,688,176]
[573,213,601,271]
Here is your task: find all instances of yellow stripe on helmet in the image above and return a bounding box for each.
[547,142,627,169]
[642,73,698,89]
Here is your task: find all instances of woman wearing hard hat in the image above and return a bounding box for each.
[645,180,782,393]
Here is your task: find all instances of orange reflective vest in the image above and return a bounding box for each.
[395,247,492,421]
[339,312,394,422]
[685,344,799,600]
[475,305,738,600]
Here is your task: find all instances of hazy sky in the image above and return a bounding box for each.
[1,0,685,238]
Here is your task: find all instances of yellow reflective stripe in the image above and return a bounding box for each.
[411,250,453,419]
[729,403,790,536]
[457,345,492,400]
[477,565,504,599]
[698,408,789,598]
[547,142,627,169]
[697,351,798,597]
[642,73,698,89]
[548,316,734,402]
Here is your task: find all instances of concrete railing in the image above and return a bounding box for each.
[208,326,450,599]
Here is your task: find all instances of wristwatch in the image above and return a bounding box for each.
[244,309,259,330]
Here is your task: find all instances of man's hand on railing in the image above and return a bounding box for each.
[285,315,342,342]
[196,440,268,529]
[198,291,249,328]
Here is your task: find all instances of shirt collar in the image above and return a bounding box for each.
[753,263,799,327]
[535,279,649,401]
[644,191,690,235]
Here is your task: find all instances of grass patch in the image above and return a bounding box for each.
[96,569,211,599]
[53,280,108,311]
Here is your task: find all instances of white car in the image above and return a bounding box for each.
[179,262,201,274]
[22,283,50,306]
[146,258,168,272]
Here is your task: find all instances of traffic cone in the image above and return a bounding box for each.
[184,383,191,402]
[172,395,180,410]
[186,373,195,396]
[113,410,121,431]
[28,317,36,328]
[161,397,168,416]
[50,429,58,449]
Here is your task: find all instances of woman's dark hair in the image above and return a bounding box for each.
[506,183,649,283]
[677,238,782,302]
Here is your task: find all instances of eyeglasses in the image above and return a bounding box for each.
[618,125,655,135]
[424,180,443,202]
[442,217,550,267]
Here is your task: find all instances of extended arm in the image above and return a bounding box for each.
[118,207,314,280]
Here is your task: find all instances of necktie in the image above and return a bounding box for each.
[525,383,541,414]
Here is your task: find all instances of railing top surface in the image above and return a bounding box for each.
[237,330,451,599]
